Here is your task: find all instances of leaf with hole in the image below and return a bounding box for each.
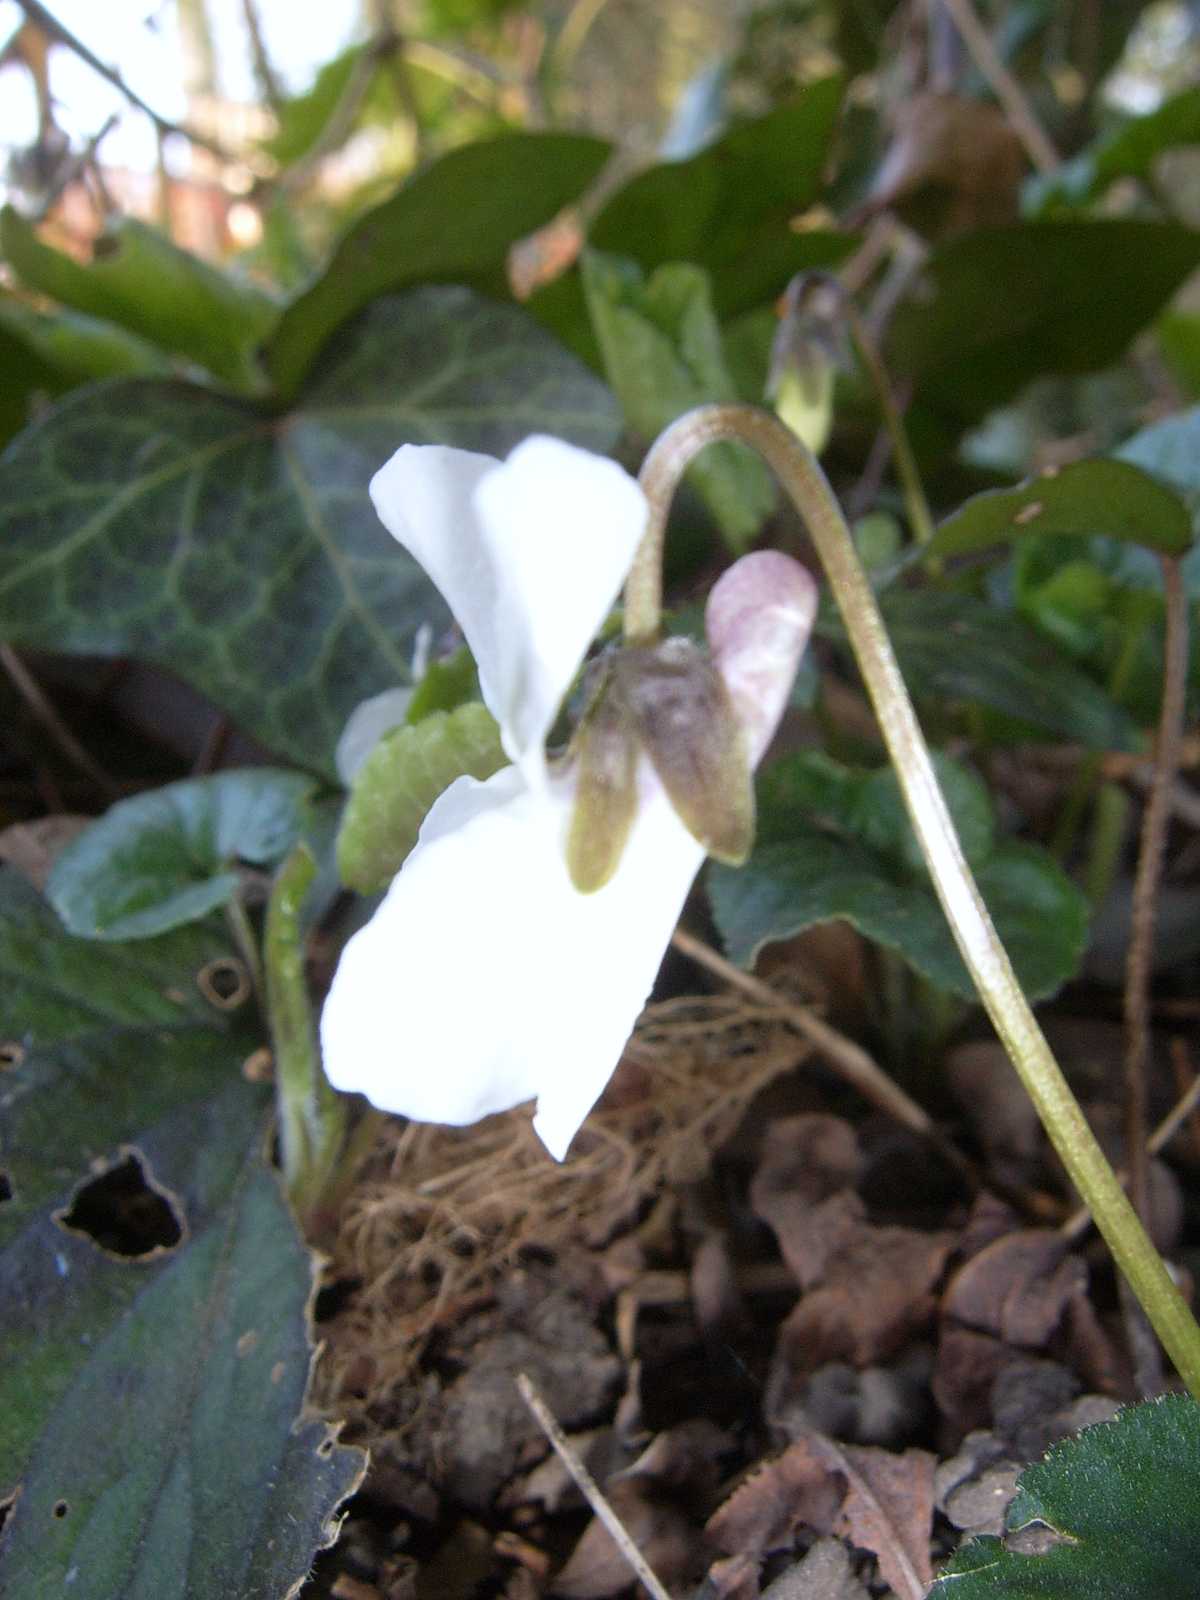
[45,769,319,940]
[931,1395,1200,1596]
[709,750,1088,1000]
[0,868,365,1597]
[0,284,621,777]
[0,208,277,393]
[337,701,507,892]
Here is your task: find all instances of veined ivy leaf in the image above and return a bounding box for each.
[861,590,1142,752]
[887,221,1200,435]
[931,1395,1200,1596]
[929,458,1193,563]
[46,769,319,940]
[337,701,507,892]
[709,750,1088,1001]
[0,285,621,777]
[582,251,775,549]
[0,208,277,394]
[0,869,365,1598]
[267,132,610,394]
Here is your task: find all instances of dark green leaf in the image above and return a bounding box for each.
[590,80,850,318]
[46,770,319,940]
[582,251,775,547]
[929,458,1193,561]
[0,869,365,1597]
[337,701,507,891]
[887,221,1200,434]
[406,645,481,723]
[931,1395,1200,1597]
[1158,309,1200,399]
[267,132,610,393]
[0,285,621,777]
[0,208,277,392]
[869,590,1142,751]
[1027,87,1200,212]
[709,751,1087,1000]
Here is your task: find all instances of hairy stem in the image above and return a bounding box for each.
[638,403,1200,1396]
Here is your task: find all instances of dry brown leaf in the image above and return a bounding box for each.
[706,1441,842,1559]
[816,1439,934,1600]
[550,1478,700,1599]
[941,1230,1085,1346]
[0,814,89,889]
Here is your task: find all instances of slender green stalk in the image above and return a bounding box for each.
[632,403,1200,1396]
[265,843,347,1223]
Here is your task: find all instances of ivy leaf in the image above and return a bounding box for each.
[582,251,775,548]
[0,285,621,778]
[931,1395,1200,1597]
[46,770,319,940]
[337,702,507,892]
[865,590,1142,751]
[709,750,1088,1001]
[0,869,365,1598]
[929,458,1193,563]
[0,208,277,394]
[887,221,1200,435]
[267,132,610,394]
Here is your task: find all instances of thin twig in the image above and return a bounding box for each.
[1061,1068,1200,1244]
[671,927,977,1186]
[1124,557,1188,1231]
[936,0,1060,174]
[516,1373,673,1600]
[239,0,283,110]
[15,0,236,163]
[1,643,119,798]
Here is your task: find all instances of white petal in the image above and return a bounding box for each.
[319,760,703,1161]
[705,551,818,764]
[335,686,414,784]
[370,438,647,786]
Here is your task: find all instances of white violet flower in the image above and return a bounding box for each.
[320,434,816,1159]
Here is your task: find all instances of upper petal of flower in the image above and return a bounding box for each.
[319,760,704,1161]
[370,437,647,787]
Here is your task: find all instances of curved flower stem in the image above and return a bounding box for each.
[634,402,1200,1397]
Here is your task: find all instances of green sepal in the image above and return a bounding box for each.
[565,675,640,893]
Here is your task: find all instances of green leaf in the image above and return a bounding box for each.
[869,590,1142,751]
[1027,87,1200,212]
[0,285,621,777]
[582,251,775,548]
[267,132,610,394]
[886,221,1200,434]
[931,1395,1200,1597]
[265,43,362,164]
[337,701,507,891]
[0,869,365,1597]
[46,770,319,940]
[405,645,480,722]
[930,457,1194,562]
[0,290,167,383]
[709,750,1088,1001]
[0,208,277,393]
[590,79,850,318]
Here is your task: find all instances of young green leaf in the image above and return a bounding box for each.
[336,701,507,892]
[932,1395,1200,1597]
[0,869,365,1598]
[46,770,319,940]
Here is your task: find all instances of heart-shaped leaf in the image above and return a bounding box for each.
[931,1395,1200,1597]
[337,701,507,892]
[0,869,365,1597]
[267,132,610,393]
[0,285,621,777]
[46,769,319,940]
[709,750,1088,1000]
